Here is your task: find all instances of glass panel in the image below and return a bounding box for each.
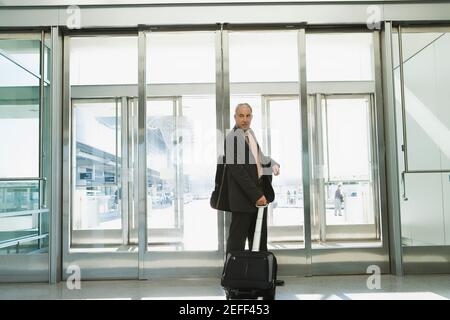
[306,33,374,81]
[0,39,41,76]
[229,31,303,250]
[401,32,450,171]
[0,45,40,179]
[325,98,370,181]
[72,100,122,246]
[70,37,138,85]
[267,99,304,249]
[0,34,48,257]
[69,35,138,251]
[229,31,298,83]
[319,96,378,246]
[147,32,216,84]
[402,173,445,246]
[145,31,218,252]
[181,96,217,251]
[397,31,450,246]
[146,99,176,233]
[0,181,44,254]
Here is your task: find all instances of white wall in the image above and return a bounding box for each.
[402,174,445,245]
[402,33,450,171]
[443,173,450,245]
[399,32,450,246]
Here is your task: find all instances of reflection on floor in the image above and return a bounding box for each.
[0,274,449,300]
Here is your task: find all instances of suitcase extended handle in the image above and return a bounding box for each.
[252,203,270,252]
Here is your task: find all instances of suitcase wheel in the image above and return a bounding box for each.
[262,287,276,300]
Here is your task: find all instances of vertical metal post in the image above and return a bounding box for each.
[382,22,403,275]
[174,97,184,233]
[121,96,129,246]
[62,35,72,280]
[324,96,330,183]
[262,97,274,226]
[39,30,45,191]
[221,28,230,135]
[115,98,119,188]
[137,29,148,279]
[38,30,45,252]
[217,25,230,258]
[369,93,380,238]
[49,26,62,284]
[398,26,408,173]
[262,96,271,156]
[375,29,391,267]
[298,28,312,276]
[315,93,326,242]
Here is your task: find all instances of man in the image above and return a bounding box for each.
[225,103,280,253]
[334,183,344,216]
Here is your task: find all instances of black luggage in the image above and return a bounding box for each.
[221,205,278,300]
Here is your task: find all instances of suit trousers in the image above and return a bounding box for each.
[226,207,268,253]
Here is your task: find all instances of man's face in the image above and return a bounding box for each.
[234,106,252,131]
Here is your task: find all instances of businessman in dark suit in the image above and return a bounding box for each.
[225,103,280,253]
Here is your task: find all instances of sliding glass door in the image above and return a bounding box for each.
[62,27,389,280]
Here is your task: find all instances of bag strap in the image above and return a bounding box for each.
[215,163,227,208]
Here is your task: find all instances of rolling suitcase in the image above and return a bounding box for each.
[221,204,278,300]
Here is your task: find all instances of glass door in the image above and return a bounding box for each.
[226,29,308,276]
[264,97,304,249]
[63,35,140,279]
[70,98,127,248]
[263,93,386,275]
[309,94,381,246]
[64,31,223,280]
[62,28,389,280]
[139,30,223,278]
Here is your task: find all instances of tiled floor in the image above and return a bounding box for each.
[0,274,449,300]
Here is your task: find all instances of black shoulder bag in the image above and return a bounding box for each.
[210,155,230,211]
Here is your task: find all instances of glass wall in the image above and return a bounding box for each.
[0,34,49,254]
[62,28,387,277]
[396,29,450,246]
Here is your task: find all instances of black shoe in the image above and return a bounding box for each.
[275,279,285,286]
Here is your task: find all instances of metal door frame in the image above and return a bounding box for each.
[62,35,139,280]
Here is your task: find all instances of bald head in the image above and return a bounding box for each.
[234,103,253,131]
[235,103,253,115]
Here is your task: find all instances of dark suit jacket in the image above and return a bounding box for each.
[225,126,279,213]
